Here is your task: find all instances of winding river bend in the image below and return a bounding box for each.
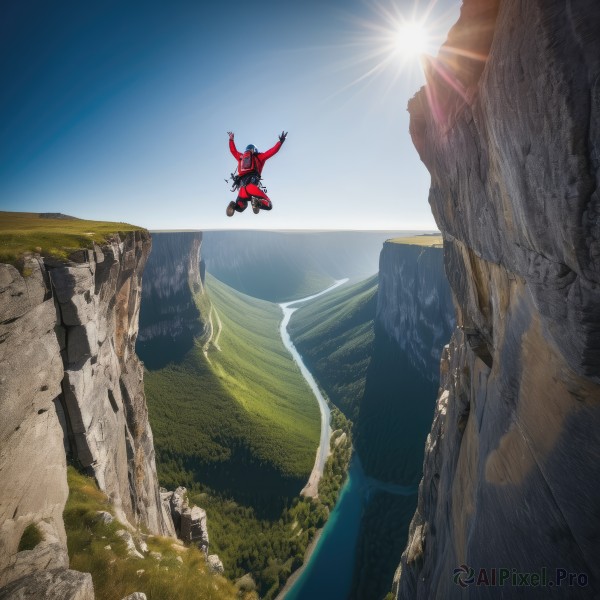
[279,279,348,496]
[277,280,418,600]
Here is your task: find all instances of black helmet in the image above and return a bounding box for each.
[245,144,258,153]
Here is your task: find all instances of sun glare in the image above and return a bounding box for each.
[395,21,429,58]
[327,1,462,103]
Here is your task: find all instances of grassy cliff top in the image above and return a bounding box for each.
[388,234,443,248]
[0,211,146,265]
[64,466,241,600]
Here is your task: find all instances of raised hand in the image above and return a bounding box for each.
[227,131,234,140]
[278,131,288,143]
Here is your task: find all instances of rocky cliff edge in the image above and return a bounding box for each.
[0,230,175,594]
[397,1,600,598]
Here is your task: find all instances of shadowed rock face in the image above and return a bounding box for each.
[397,1,600,598]
[0,231,174,592]
[376,242,455,382]
[137,232,204,370]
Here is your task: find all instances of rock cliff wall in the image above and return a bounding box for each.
[376,241,455,382]
[0,255,73,588]
[348,242,454,600]
[350,241,455,487]
[0,231,174,592]
[396,1,600,598]
[137,232,204,369]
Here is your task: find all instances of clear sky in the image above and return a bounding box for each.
[1,0,461,231]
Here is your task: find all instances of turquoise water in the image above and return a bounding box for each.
[280,280,418,599]
[285,455,366,600]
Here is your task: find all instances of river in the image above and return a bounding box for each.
[279,279,348,495]
[278,280,417,599]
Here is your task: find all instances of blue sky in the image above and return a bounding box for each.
[1,0,461,230]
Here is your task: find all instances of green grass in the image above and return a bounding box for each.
[63,466,242,600]
[205,274,320,444]
[288,272,438,484]
[0,211,145,265]
[144,272,320,505]
[388,234,443,247]
[17,523,44,552]
[288,275,379,421]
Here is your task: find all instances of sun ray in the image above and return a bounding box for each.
[423,54,468,101]
[310,0,463,108]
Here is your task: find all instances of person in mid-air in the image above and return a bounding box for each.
[226,130,287,217]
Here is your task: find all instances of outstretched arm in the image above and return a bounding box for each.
[227,131,240,159]
[259,132,288,161]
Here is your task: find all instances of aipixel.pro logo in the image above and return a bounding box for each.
[453,564,475,588]
[452,565,588,589]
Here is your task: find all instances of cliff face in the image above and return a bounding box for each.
[376,242,455,382]
[397,1,600,598]
[137,232,204,369]
[353,240,455,487]
[0,256,72,588]
[347,242,455,600]
[0,231,174,591]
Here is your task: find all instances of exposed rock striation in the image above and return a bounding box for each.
[397,1,600,598]
[0,231,175,593]
[0,256,69,586]
[376,241,455,381]
[53,234,173,537]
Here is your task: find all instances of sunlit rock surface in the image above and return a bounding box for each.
[0,569,94,600]
[51,233,173,537]
[0,231,174,595]
[397,0,600,598]
[0,257,68,587]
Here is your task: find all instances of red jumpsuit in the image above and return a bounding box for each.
[229,138,283,211]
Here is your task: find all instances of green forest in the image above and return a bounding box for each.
[144,274,320,505]
[287,275,378,421]
[143,272,352,596]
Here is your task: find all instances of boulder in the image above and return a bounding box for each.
[207,554,224,575]
[0,569,94,599]
[180,506,209,551]
[95,511,114,525]
[115,530,144,560]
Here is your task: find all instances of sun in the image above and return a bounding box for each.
[326,1,462,101]
[395,20,429,59]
